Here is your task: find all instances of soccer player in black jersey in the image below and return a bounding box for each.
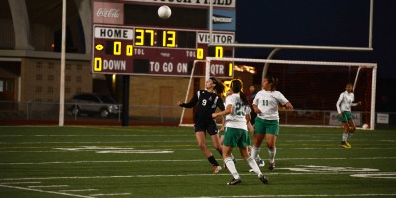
[177,77,225,174]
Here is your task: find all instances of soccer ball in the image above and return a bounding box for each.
[158,5,171,19]
[362,123,369,129]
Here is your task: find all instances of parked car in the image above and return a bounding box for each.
[67,93,121,118]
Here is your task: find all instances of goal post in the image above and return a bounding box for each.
[204,57,377,130]
[178,60,209,127]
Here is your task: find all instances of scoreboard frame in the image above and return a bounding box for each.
[91,0,235,78]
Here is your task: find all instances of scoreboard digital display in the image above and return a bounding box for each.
[92,0,235,78]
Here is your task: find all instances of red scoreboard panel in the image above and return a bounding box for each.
[92,1,235,78]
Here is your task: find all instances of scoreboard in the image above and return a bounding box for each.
[92,0,235,78]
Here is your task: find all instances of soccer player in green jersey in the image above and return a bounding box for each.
[251,76,293,171]
[336,83,361,149]
[212,79,268,185]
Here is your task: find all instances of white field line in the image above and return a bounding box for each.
[0,181,41,185]
[60,189,98,192]
[89,193,131,196]
[177,194,396,198]
[0,140,195,144]
[1,157,396,165]
[28,185,69,188]
[1,147,396,153]
[0,134,192,137]
[0,172,388,182]
[0,184,94,198]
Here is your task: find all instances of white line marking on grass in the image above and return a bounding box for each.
[2,147,395,153]
[60,189,98,192]
[0,159,203,165]
[0,172,348,182]
[96,150,173,154]
[0,184,94,198]
[54,146,174,154]
[0,134,191,137]
[90,193,131,196]
[177,193,396,198]
[2,157,396,165]
[28,185,69,188]
[0,151,68,153]
[351,172,396,179]
[0,181,41,185]
[281,165,379,173]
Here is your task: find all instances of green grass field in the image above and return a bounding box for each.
[0,126,395,198]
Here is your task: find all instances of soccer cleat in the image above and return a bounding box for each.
[258,159,265,167]
[213,165,222,174]
[227,178,242,185]
[268,163,275,171]
[259,174,269,184]
[345,141,351,147]
[341,141,351,149]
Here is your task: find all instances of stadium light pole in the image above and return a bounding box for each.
[59,0,66,126]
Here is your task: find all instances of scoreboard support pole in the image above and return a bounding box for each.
[122,75,130,127]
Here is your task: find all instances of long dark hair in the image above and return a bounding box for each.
[209,77,225,96]
[266,75,278,91]
[229,79,248,104]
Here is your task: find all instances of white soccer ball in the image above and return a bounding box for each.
[362,123,369,129]
[158,5,171,19]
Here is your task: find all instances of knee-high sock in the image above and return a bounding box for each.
[342,133,348,142]
[246,156,263,177]
[250,146,260,160]
[224,157,239,179]
[268,147,276,164]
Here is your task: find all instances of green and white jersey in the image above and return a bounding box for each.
[225,93,250,130]
[336,91,357,114]
[253,90,289,120]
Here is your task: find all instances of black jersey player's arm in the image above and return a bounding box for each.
[177,92,199,108]
[216,96,225,111]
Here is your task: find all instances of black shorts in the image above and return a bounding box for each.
[194,120,219,136]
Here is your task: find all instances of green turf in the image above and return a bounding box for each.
[0,126,395,198]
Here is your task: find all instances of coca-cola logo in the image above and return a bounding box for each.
[97,8,120,18]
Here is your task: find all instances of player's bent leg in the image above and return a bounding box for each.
[210,134,223,156]
[340,122,351,148]
[195,132,211,156]
[196,132,222,171]
[253,133,265,148]
[223,146,240,180]
[266,134,277,171]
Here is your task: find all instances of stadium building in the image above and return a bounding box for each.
[0,0,255,124]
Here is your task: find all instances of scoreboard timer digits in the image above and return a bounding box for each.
[135,29,176,47]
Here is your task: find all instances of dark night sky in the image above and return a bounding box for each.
[234,0,396,79]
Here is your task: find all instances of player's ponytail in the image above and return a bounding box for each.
[230,79,248,104]
[210,77,225,96]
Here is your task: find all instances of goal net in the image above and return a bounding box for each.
[179,57,377,130]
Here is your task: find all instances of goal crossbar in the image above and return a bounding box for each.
[207,57,377,68]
